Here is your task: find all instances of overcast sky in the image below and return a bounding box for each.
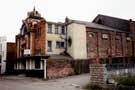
[0,0,135,42]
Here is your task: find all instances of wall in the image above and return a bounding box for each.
[46,60,74,79]
[90,64,106,85]
[67,23,87,59]
[86,27,133,63]
[16,19,46,57]
[90,64,135,86]
[6,43,16,74]
[30,20,46,56]
[0,37,7,74]
[6,43,16,60]
[129,20,135,56]
[46,23,65,55]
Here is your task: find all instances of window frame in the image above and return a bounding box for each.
[102,33,109,39]
[55,25,59,34]
[56,41,65,49]
[47,41,52,52]
[48,24,52,33]
[61,26,65,35]
[88,32,95,38]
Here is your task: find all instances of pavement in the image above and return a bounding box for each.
[0,74,90,90]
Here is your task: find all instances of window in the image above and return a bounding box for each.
[55,25,59,34]
[35,29,41,38]
[102,33,108,39]
[21,24,27,35]
[48,24,52,33]
[61,26,65,34]
[56,41,65,48]
[35,60,40,69]
[68,37,72,47]
[88,32,94,38]
[47,41,52,52]
[126,33,131,41]
[126,37,131,41]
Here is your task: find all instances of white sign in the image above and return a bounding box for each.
[24,49,31,55]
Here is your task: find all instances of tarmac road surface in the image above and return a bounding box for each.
[0,74,89,90]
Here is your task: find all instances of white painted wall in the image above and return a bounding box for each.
[0,37,7,74]
[67,23,87,59]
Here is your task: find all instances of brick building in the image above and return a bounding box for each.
[65,15,135,64]
[0,37,16,74]
[14,8,135,77]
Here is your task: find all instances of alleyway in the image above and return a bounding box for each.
[0,74,89,90]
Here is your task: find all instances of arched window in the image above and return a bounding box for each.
[21,24,27,35]
[68,37,72,47]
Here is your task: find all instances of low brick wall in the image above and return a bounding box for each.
[46,60,74,79]
[90,64,106,85]
[90,64,135,85]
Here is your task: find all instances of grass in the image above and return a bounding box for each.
[83,84,103,90]
[84,76,135,90]
[83,84,134,90]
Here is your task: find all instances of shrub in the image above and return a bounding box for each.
[113,76,135,86]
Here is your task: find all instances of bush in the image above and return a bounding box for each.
[113,76,135,86]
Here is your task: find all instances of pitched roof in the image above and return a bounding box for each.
[68,19,127,32]
[92,14,131,32]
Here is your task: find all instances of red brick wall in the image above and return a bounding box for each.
[46,60,74,79]
[34,21,46,55]
[115,33,123,56]
[129,20,135,56]
[16,19,46,57]
[86,27,133,63]
[6,43,16,60]
[99,33,111,57]
[86,29,98,58]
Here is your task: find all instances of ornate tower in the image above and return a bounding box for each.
[16,7,46,58]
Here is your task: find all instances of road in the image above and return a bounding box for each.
[0,74,89,90]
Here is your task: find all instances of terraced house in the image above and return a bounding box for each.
[14,8,135,77]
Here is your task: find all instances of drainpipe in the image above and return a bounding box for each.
[65,23,68,53]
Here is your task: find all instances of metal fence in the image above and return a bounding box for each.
[106,64,135,78]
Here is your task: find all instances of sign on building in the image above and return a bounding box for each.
[24,49,31,55]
